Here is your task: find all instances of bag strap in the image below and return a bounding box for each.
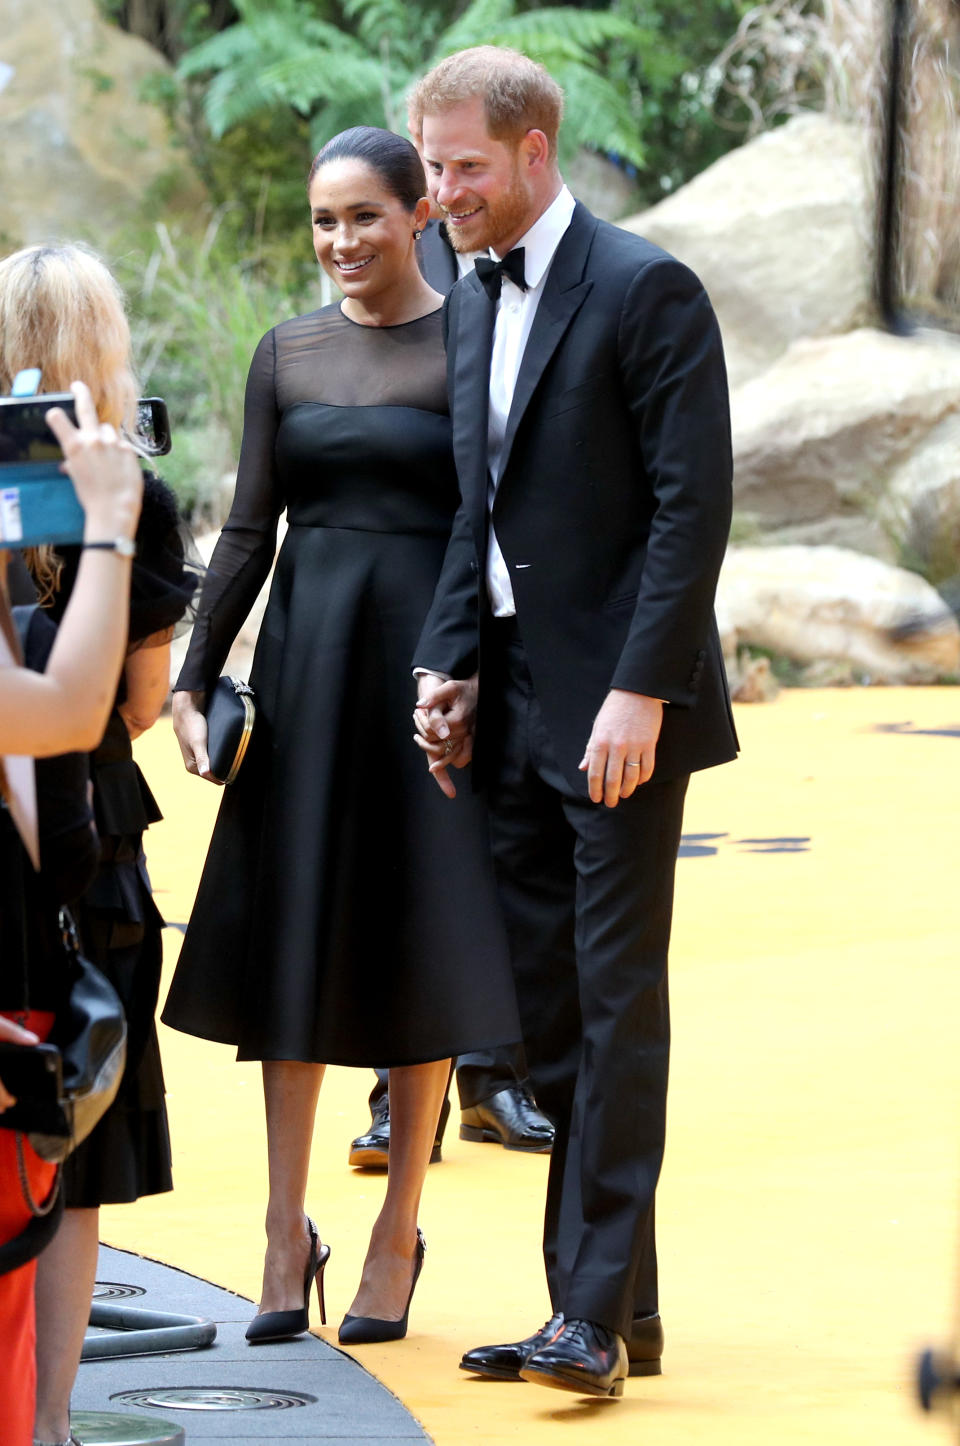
[0,1180,64,1276]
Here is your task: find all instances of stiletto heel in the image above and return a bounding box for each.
[338,1227,426,1345]
[316,1250,327,1325]
[246,1217,330,1343]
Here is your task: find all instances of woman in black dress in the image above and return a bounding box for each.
[0,242,196,1446]
[165,127,519,1343]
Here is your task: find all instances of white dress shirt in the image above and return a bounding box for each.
[485,185,576,616]
[415,187,576,677]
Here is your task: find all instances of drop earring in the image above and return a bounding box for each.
[413,230,423,240]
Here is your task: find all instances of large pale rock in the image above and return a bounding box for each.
[880,410,960,576]
[718,544,960,682]
[620,115,874,388]
[731,327,960,538]
[0,0,203,246]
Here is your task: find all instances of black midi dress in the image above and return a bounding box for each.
[162,305,519,1066]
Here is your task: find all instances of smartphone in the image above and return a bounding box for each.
[0,1041,67,1137]
[137,397,172,456]
[0,393,84,549]
[0,394,173,549]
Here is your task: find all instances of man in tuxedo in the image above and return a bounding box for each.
[409,46,738,1397]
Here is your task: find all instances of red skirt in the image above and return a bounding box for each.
[0,1011,57,1446]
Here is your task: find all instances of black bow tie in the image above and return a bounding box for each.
[474,248,528,301]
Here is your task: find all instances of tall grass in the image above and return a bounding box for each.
[116,206,326,519]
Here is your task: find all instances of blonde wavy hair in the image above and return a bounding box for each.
[0,243,140,603]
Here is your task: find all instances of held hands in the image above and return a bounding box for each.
[45,380,142,544]
[413,673,478,799]
[172,690,221,784]
[579,689,664,808]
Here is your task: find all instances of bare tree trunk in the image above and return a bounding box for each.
[110,0,238,63]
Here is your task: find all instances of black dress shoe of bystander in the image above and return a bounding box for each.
[628,1311,664,1376]
[520,1317,628,1397]
[349,1097,449,1168]
[460,1313,565,1379]
[459,1086,554,1152]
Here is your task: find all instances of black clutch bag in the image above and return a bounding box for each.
[0,1043,64,1136]
[206,675,256,784]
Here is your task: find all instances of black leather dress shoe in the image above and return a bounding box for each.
[459,1086,554,1152]
[460,1310,663,1381]
[459,1313,565,1380]
[628,1312,664,1377]
[520,1317,628,1397]
[348,1097,449,1168]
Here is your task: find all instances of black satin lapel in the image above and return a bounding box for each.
[450,276,496,531]
[498,277,593,477]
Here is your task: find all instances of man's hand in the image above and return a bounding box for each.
[579,689,664,807]
[413,673,478,799]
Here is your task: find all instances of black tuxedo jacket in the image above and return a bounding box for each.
[415,201,738,790]
[417,218,459,293]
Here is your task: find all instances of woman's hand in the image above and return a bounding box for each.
[413,673,478,799]
[172,689,218,782]
[0,1015,40,1114]
[45,380,142,544]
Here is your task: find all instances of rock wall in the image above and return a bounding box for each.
[0,0,203,246]
[718,545,960,684]
[731,327,960,552]
[621,115,875,391]
[624,114,960,683]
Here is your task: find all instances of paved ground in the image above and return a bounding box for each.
[72,1246,431,1445]
[90,695,960,1446]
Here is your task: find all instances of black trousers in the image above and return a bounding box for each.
[485,620,689,1339]
[368,1040,529,1119]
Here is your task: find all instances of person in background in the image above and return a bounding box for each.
[0,377,143,1446]
[0,242,197,1446]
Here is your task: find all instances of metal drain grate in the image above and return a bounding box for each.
[111,1387,317,1413]
[93,1282,146,1300]
[69,1412,185,1445]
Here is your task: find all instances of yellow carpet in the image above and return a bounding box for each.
[101,690,960,1445]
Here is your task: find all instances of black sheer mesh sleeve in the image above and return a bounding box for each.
[175,328,284,694]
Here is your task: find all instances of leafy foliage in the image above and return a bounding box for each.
[114,211,317,514]
[177,0,654,167]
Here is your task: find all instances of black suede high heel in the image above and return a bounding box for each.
[246,1217,330,1343]
[338,1228,426,1345]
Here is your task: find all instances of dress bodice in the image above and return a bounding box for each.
[279,403,457,534]
[177,303,454,692]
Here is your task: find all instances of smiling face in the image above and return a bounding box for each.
[308,158,428,311]
[420,97,542,256]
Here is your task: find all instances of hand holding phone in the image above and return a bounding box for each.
[45,382,142,546]
[0,381,165,549]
